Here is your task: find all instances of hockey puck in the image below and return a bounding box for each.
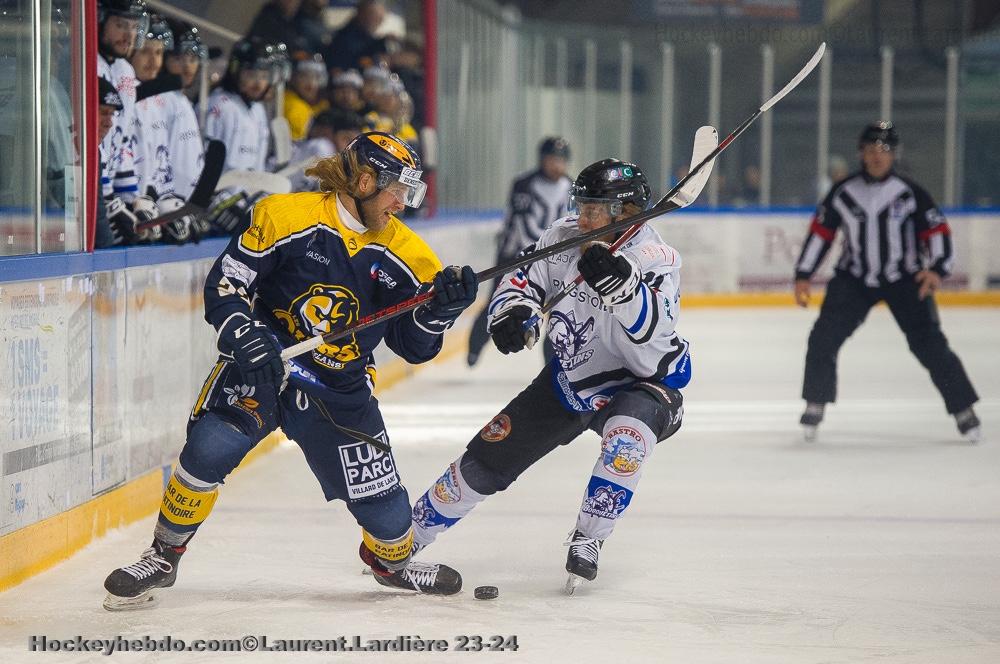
[474,585,499,600]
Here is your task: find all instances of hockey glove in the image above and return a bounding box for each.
[131,195,162,243]
[208,190,268,235]
[578,242,640,304]
[413,265,479,334]
[106,197,139,246]
[207,189,248,234]
[156,193,197,245]
[217,313,288,388]
[489,305,539,355]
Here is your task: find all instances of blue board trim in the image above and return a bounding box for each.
[0,238,229,284]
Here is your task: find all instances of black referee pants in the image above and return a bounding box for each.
[802,272,978,414]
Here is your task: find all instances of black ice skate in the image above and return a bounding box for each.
[799,402,825,442]
[360,543,462,596]
[955,407,982,443]
[564,529,603,595]
[103,540,185,611]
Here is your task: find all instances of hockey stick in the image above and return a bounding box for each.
[277,129,716,363]
[135,140,226,231]
[522,125,719,333]
[277,41,825,362]
[526,42,825,330]
[216,169,293,196]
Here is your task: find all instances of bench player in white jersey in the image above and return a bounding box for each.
[203,38,275,234]
[98,0,164,243]
[409,160,691,592]
[130,15,203,244]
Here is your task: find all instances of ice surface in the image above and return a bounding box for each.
[2,306,998,663]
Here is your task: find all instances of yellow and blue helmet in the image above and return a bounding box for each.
[347,131,426,208]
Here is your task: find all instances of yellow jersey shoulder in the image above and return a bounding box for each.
[381,216,443,284]
[240,192,330,255]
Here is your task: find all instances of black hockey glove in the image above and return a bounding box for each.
[106,197,139,246]
[218,313,288,387]
[208,190,268,235]
[578,242,639,303]
[413,266,479,334]
[207,189,249,234]
[489,305,539,355]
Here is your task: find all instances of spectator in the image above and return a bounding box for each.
[246,0,308,53]
[363,75,417,147]
[327,69,365,114]
[387,38,424,128]
[324,0,388,72]
[283,52,330,141]
[295,0,330,54]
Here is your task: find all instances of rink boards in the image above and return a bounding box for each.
[1,210,998,591]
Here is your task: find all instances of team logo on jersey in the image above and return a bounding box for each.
[369,262,397,289]
[480,413,512,442]
[223,384,264,429]
[601,426,647,476]
[432,463,462,504]
[412,493,460,530]
[582,477,632,520]
[548,310,595,370]
[273,284,361,370]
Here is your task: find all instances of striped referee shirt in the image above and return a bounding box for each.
[795,170,953,286]
[496,169,572,260]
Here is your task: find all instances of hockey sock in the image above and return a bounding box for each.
[575,415,656,540]
[154,462,219,547]
[360,528,414,573]
[410,454,489,550]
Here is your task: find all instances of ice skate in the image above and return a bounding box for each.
[799,402,824,442]
[360,543,462,596]
[955,408,981,443]
[564,529,603,594]
[103,540,185,611]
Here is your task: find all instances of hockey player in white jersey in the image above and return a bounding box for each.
[130,15,204,244]
[97,0,147,202]
[410,159,690,593]
[203,37,275,234]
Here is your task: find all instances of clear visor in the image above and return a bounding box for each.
[377,169,426,208]
[569,195,622,217]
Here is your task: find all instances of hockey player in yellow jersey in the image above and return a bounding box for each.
[103,132,478,609]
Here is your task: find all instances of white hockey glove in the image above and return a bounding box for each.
[156,193,197,244]
[106,197,139,246]
[131,195,162,243]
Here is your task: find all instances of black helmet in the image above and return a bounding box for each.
[98,0,149,48]
[142,14,173,51]
[347,131,426,208]
[98,77,123,110]
[859,121,899,150]
[539,136,570,160]
[224,38,279,92]
[169,23,207,59]
[571,158,651,213]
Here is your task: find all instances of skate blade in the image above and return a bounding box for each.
[564,574,585,596]
[962,427,982,444]
[103,591,160,612]
[802,425,818,442]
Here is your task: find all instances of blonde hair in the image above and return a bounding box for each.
[305,150,375,196]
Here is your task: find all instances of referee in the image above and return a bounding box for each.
[793,121,981,442]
